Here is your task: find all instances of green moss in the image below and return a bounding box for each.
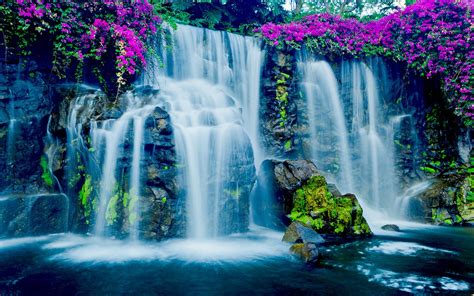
[224,188,242,199]
[289,175,371,236]
[454,215,463,224]
[128,192,138,225]
[40,155,53,187]
[466,175,474,203]
[275,71,290,129]
[106,192,120,226]
[284,140,292,151]
[79,175,93,224]
[420,166,437,175]
[444,218,453,225]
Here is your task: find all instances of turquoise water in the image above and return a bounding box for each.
[0,225,472,295]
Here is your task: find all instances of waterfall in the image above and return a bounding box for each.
[300,60,354,193]
[45,116,63,192]
[300,57,406,218]
[63,25,263,239]
[66,91,153,238]
[145,25,263,238]
[6,91,16,168]
[91,103,154,237]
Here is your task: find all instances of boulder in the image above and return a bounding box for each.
[253,159,372,239]
[0,194,69,237]
[409,173,474,225]
[273,160,319,192]
[381,224,401,232]
[290,175,372,238]
[283,221,325,245]
[252,159,319,229]
[289,243,319,263]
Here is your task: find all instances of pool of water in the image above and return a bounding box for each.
[0,225,472,295]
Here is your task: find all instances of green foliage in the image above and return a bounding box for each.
[40,155,53,188]
[150,0,284,35]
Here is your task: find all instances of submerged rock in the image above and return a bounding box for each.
[381,224,401,232]
[283,221,325,245]
[289,243,319,263]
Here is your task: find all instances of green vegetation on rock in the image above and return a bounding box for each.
[290,175,371,236]
[275,72,290,128]
[106,191,120,226]
[79,175,94,225]
[40,155,53,187]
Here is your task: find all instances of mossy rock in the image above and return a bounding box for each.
[289,176,372,237]
[455,174,474,223]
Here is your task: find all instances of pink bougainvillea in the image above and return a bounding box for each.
[259,0,473,125]
[14,0,161,87]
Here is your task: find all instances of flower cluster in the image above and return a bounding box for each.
[259,0,473,125]
[13,0,161,89]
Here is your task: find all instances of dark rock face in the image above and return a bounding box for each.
[260,47,302,159]
[44,85,186,240]
[283,221,325,245]
[252,159,319,229]
[141,106,185,239]
[0,194,68,237]
[409,173,474,225]
[0,59,54,194]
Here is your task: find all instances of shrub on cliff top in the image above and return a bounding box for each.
[259,0,473,126]
[0,0,161,96]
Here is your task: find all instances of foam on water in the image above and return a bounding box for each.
[48,229,288,264]
[0,235,52,249]
[356,264,470,292]
[368,241,456,256]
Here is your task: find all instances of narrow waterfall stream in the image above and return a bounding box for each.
[300,57,414,220]
[300,60,354,193]
[91,105,154,238]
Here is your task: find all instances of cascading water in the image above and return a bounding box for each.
[45,116,63,192]
[144,25,264,238]
[300,60,354,193]
[64,25,264,239]
[91,105,154,237]
[66,91,154,238]
[300,57,412,219]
